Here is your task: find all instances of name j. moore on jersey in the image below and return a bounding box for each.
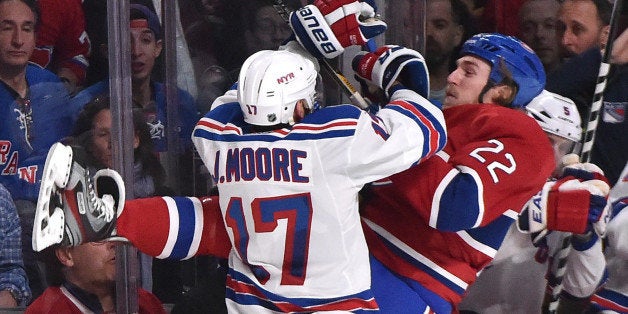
[211,146,313,184]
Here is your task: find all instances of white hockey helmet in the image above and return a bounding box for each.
[526,90,582,143]
[237,49,318,126]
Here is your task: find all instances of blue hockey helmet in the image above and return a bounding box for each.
[461,33,546,108]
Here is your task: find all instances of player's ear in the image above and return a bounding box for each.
[293,100,308,123]
[482,84,515,106]
[55,246,74,267]
[133,132,140,149]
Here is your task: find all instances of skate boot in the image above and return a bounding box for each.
[33,143,125,251]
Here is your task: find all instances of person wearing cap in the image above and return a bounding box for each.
[25,239,166,313]
[67,2,200,301]
[70,4,199,162]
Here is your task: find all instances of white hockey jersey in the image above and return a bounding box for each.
[192,88,446,313]
[590,162,628,313]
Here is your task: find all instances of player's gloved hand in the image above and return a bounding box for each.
[518,159,611,236]
[289,0,387,59]
[560,155,611,236]
[352,45,430,100]
[558,154,609,182]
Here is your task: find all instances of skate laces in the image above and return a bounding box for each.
[86,173,114,223]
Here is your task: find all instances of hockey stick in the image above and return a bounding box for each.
[271,0,371,110]
[547,0,625,312]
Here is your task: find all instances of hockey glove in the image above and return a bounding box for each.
[289,0,387,59]
[517,165,610,236]
[352,45,430,99]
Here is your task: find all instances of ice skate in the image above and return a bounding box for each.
[33,143,125,251]
[33,143,73,251]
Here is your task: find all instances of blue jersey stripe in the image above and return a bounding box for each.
[194,127,356,143]
[465,214,515,250]
[227,269,378,311]
[437,173,481,231]
[170,197,197,259]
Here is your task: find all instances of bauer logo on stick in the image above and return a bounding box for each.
[296,6,340,57]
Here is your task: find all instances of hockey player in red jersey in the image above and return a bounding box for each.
[459,90,611,313]
[358,33,556,313]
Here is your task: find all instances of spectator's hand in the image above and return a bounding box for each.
[289,0,386,59]
[352,45,430,99]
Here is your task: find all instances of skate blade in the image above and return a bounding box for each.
[32,143,73,251]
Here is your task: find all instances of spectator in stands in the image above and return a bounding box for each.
[72,4,198,158]
[0,0,73,299]
[83,0,198,99]
[71,96,171,199]
[30,0,90,95]
[215,0,300,80]
[546,0,625,184]
[557,0,612,57]
[611,28,628,64]
[26,239,166,313]
[0,183,31,307]
[69,95,172,297]
[425,0,477,103]
[460,0,487,24]
[518,0,564,74]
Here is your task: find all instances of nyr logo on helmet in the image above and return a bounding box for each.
[277,72,295,84]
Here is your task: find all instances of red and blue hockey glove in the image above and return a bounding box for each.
[518,160,611,237]
[352,45,430,100]
[289,0,387,59]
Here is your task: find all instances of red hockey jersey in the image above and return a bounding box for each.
[360,103,555,311]
[30,0,90,85]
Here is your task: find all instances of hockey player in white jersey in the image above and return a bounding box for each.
[459,90,610,313]
[193,44,445,312]
[588,162,628,313]
[31,1,447,311]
